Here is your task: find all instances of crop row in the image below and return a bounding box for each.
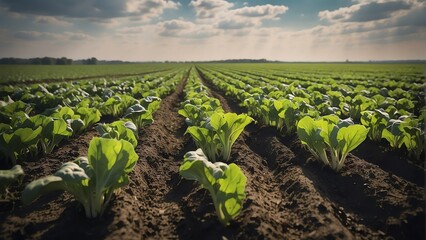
[197,66,424,163]
[178,68,251,225]
[0,68,188,218]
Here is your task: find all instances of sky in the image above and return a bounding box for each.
[0,0,425,61]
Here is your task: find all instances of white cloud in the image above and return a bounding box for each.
[13,30,92,41]
[14,31,62,41]
[158,19,219,38]
[319,0,417,23]
[186,2,289,33]
[189,0,234,18]
[216,18,256,29]
[65,32,93,41]
[35,16,72,26]
[126,0,179,19]
[233,4,288,19]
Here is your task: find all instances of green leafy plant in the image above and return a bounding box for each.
[123,104,153,130]
[361,109,389,141]
[208,112,253,162]
[0,100,33,124]
[95,121,138,148]
[139,96,161,113]
[402,126,424,161]
[40,117,73,154]
[277,99,301,135]
[186,112,253,162]
[179,149,246,226]
[297,115,369,171]
[22,137,138,218]
[0,127,42,165]
[75,107,101,129]
[381,119,406,149]
[179,101,223,127]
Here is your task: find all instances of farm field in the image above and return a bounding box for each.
[0,63,187,84]
[0,63,424,239]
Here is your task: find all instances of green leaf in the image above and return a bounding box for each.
[22,176,65,206]
[88,137,138,194]
[179,149,246,226]
[337,125,369,154]
[186,126,218,162]
[208,112,253,162]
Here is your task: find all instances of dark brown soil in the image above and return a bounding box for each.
[0,70,424,240]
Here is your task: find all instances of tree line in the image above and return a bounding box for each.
[0,57,98,65]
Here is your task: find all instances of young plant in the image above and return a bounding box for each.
[277,99,301,135]
[179,100,223,126]
[123,104,153,131]
[207,112,253,162]
[402,126,424,161]
[139,96,161,113]
[186,112,252,162]
[381,119,406,149]
[0,127,42,165]
[40,117,73,154]
[297,115,369,171]
[75,107,101,129]
[361,109,389,141]
[95,121,138,148]
[22,137,138,218]
[179,149,246,226]
[186,126,219,162]
[50,106,85,136]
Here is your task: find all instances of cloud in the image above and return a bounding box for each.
[187,2,289,32]
[35,16,72,26]
[159,19,219,38]
[232,4,288,19]
[65,32,93,41]
[189,0,234,18]
[13,30,92,41]
[216,19,256,29]
[0,0,179,19]
[319,0,417,22]
[14,31,61,40]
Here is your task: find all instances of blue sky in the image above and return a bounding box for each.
[0,0,425,61]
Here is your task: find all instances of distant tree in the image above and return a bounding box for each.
[41,57,55,65]
[30,58,42,64]
[56,57,72,65]
[83,57,98,65]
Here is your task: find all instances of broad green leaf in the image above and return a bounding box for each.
[179,149,246,226]
[337,125,369,153]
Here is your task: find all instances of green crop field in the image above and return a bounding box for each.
[0,63,425,239]
[0,63,188,83]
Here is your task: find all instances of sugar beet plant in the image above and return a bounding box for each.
[179,149,247,226]
[187,112,253,162]
[22,137,138,218]
[297,115,369,171]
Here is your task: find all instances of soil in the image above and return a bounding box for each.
[0,70,424,240]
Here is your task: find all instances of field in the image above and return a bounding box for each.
[0,63,424,239]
